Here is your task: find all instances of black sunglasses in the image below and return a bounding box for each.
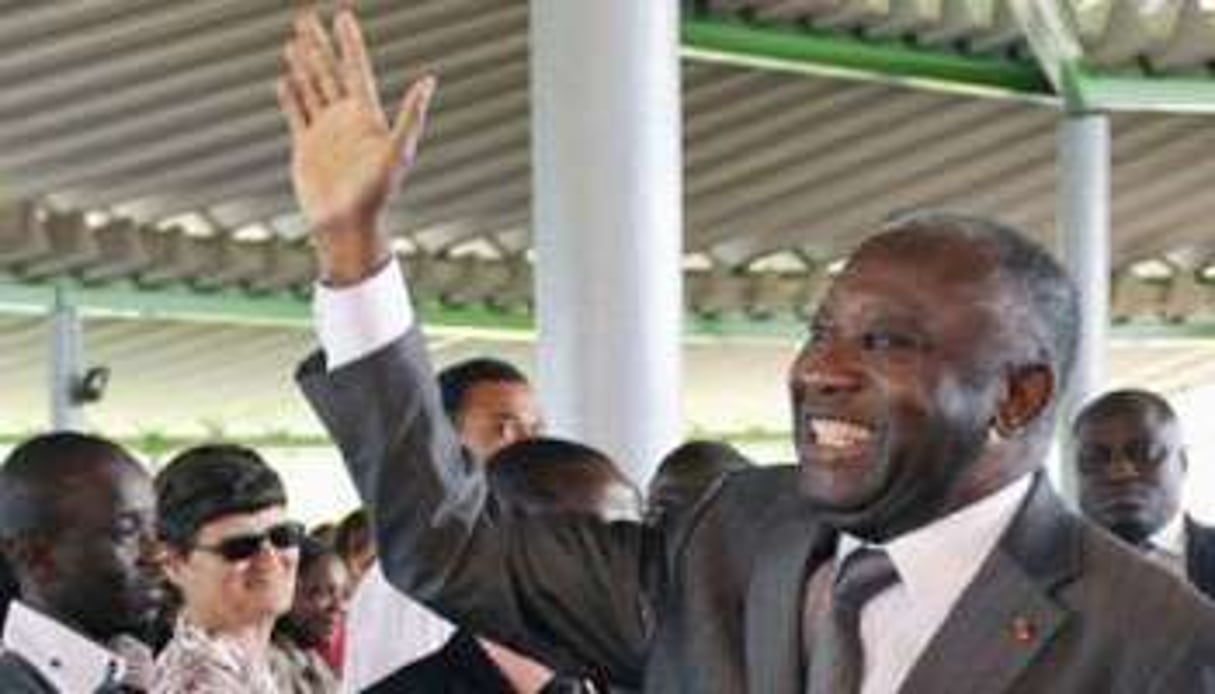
[193,521,305,562]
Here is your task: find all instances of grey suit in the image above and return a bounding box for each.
[298,331,1215,693]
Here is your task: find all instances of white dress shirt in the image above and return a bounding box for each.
[836,475,1033,694]
[341,562,454,692]
[2,600,127,692]
[314,260,414,370]
[1147,512,1187,578]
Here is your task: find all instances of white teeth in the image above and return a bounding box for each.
[810,418,873,448]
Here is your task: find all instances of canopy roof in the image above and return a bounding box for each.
[2,0,1215,437]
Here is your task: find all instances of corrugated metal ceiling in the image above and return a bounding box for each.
[2,1,1215,436]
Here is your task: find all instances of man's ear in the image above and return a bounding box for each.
[2,535,55,587]
[160,547,190,588]
[994,363,1055,437]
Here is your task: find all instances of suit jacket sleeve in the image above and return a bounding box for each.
[297,330,653,683]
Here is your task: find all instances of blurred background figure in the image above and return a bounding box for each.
[644,440,752,528]
[271,536,350,693]
[0,432,162,693]
[153,444,302,694]
[344,356,544,692]
[334,509,375,588]
[367,436,641,693]
[309,522,339,550]
[1073,388,1215,599]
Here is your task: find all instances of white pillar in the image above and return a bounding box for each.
[1056,113,1110,500]
[530,0,683,482]
[50,287,85,431]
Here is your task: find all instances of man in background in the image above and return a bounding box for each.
[343,357,543,691]
[0,432,163,693]
[1073,388,1215,599]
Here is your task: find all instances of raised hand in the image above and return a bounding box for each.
[278,4,435,286]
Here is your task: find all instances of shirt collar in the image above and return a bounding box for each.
[1151,511,1186,555]
[837,474,1034,612]
[2,600,124,692]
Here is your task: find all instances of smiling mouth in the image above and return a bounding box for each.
[804,417,875,462]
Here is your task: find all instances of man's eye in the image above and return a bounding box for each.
[860,331,917,351]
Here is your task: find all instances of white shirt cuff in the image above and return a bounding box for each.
[313,260,415,370]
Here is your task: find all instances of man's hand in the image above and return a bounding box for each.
[278,4,435,286]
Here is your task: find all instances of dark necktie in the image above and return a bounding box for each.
[805,547,900,694]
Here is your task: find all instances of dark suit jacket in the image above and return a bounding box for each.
[1188,516,1215,602]
[0,651,56,694]
[369,631,606,694]
[367,631,515,694]
[298,331,1215,693]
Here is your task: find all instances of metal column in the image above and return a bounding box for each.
[530,0,684,482]
[1057,113,1110,500]
[50,286,86,431]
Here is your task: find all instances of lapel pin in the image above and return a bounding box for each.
[1011,616,1036,645]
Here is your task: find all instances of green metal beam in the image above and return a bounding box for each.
[1061,62,1215,115]
[0,276,537,338]
[680,16,1054,103]
[5,277,1215,344]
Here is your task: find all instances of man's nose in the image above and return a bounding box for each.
[791,339,862,396]
[1106,449,1140,482]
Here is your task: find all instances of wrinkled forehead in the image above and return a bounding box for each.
[824,234,1005,315]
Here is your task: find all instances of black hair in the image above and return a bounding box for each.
[651,440,751,491]
[0,432,141,539]
[437,357,529,422]
[485,437,638,518]
[155,443,286,550]
[1072,388,1179,431]
[333,507,373,563]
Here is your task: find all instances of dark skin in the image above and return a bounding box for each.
[282,553,349,649]
[789,234,1055,542]
[1075,403,1186,545]
[7,459,163,642]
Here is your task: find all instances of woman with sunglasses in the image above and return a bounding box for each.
[152,444,303,693]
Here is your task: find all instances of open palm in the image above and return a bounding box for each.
[279,8,434,239]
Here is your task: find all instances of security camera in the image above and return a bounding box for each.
[71,366,110,405]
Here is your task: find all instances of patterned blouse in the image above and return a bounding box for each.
[268,636,340,694]
[151,617,279,694]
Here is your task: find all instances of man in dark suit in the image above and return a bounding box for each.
[0,433,163,693]
[280,5,1215,692]
[1072,387,1215,599]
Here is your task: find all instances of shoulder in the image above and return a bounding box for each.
[1069,518,1215,653]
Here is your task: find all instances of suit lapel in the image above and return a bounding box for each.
[1185,515,1215,598]
[744,509,833,694]
[898,476,1079,694]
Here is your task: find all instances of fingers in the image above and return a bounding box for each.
[283,7,343,124]
[334,3,382,113]
[276,76,307,137]
[390,75,437,169]
[283,41,320,123]
[297,9,344,104]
